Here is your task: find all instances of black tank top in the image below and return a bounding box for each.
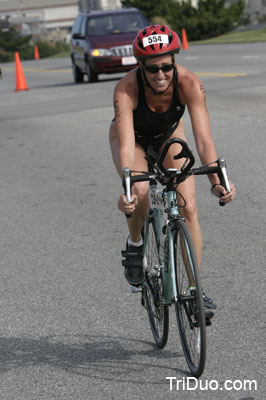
[133,67,185,141]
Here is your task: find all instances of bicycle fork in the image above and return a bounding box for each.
[162,228,178,305]
[160,190,179,305]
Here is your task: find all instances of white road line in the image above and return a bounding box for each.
[241,55,260,59]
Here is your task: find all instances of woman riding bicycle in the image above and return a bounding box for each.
[109,25,236,301]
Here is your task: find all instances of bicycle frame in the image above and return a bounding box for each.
[143,181,184,305]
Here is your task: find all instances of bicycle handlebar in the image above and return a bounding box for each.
[122,139,231,214]
[147,138,195,177]
[191,157,231,206]
[123,167,132,218]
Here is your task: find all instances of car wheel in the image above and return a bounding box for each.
[86,62,98,83]
[72,59,84,83]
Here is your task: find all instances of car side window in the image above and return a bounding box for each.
[80,16,86,37]
[72,15,83,35]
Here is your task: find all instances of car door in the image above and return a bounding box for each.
[77,16,87,71]
[71,15,85,70]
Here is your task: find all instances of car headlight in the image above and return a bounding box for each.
[91,49,112,57]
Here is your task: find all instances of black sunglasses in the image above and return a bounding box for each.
[144,63,174,74]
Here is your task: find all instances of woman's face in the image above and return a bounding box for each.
[142,55,174,93]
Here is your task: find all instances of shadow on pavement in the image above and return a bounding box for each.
[0,333,188,384]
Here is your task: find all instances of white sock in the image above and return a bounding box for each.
[128,236,143,247]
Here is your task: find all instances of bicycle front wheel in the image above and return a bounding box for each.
[174,219,206,377]
[143,215,169,348]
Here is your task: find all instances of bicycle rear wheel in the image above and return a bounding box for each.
[174,219,206,377]
[143,215,169,348]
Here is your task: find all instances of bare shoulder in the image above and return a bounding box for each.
[114,67,138,109]
[177,65,205,104]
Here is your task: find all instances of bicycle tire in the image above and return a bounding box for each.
[143,215,169,348]
[173,219,206,377]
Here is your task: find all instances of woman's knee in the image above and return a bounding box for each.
[181,198,198,224]
[133,181,149,204]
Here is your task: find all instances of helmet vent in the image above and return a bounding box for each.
[137,37,145,50]
[168,32,173,44]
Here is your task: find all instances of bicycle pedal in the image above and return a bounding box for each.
[130,285,143,293]
[203,293,217,310]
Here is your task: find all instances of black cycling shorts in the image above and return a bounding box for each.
[111,119,179,154]
[135,121,179,153]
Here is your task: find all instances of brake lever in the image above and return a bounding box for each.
[217,158,231,206]
[123,167,132,218]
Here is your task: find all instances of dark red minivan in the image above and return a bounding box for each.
[70,8,148,83]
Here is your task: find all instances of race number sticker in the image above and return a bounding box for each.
[143,34,169,47]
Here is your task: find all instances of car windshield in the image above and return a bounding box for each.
[87,12,148,36]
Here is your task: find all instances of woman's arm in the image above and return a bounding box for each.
[179,67,235,201]
[113,75,137,175]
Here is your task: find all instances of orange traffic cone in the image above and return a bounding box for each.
[181,28,189,50]
[34,45,40,60]
[14,52,29,92]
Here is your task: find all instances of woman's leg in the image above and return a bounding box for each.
[159,120,202,267]
[109,121,149,243]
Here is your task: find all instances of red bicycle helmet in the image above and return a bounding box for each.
[133,25,181,61]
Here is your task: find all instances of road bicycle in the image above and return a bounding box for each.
[122,138,231,377]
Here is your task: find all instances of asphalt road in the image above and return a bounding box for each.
[0,42,265,399]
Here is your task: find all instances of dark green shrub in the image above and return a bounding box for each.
[0,26,69,62]
[121,0,245,40]
[35,40,69,58]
